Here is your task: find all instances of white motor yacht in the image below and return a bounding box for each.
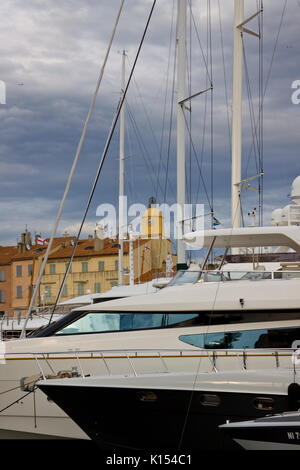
[219,410,300,450]
[36,363,300,451]
[0,227,300,439]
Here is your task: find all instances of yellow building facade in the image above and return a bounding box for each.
[8,207,175,315]
[40,237,174,305]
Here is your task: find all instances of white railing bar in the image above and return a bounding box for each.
[100,352,112,376]
[29,347,300,380]
[209,351,218,373]
[35,356,46,380]
[125,352,138,377]
[26,347,300,357]
[75,350,85,377]
[274,351,280,368]
[158,352,169,373]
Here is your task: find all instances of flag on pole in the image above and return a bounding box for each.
[36,237,48,246]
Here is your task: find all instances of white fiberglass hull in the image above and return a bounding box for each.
[1,278,300,439]
[0,323,299,439]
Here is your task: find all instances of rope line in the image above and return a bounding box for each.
[0,388,36,414]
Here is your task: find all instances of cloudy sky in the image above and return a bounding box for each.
[0,0,299,248]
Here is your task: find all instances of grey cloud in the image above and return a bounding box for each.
[0,0,299,245]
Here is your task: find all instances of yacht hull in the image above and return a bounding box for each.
[37,384,292,451]
[220,412,300,450]
[0,339,298,440]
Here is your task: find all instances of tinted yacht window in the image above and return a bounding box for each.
[166,313,200,326]
[31,308,300,337]
[54,313,164,335]
[55,313,120,335]
[179,327,300,349]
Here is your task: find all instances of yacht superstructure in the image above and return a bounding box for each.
[0,227,300,439]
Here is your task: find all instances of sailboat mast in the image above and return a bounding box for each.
[176,0,187,269]
[118,50,126,286]
[231,0,244,230]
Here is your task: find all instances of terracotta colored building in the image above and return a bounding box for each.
[0,246,18,316]
[6,233,174,316]
[10,236,77,315]
[4,204,176,316]
[40,236,173,305]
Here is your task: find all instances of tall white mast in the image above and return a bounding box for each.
[231,1,263,238]
[118,50,126,286]
[176,0,187,269]
[231,0,244,231]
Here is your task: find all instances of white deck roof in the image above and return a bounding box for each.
[184,226,300,252]
[77,277,300,313]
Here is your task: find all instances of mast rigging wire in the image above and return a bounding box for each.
[240,3,264,227]
[258,0,264,227]
[155,16,177,204]
[126,56,176,201]
[20,0,126,338]
[187,0,212,87]
[217,0,232,153]
[182,108,213,212]
[47,0,158,325]
[208,0,214,229]
[243,0,287,190]
[243,40,260,175]
[193,3,211,212]
[125,100,169,199]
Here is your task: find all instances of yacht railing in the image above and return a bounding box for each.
[0,310,64,341]
[15,347,300,381]
[168,269,300,286]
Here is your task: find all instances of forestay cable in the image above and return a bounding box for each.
[20,0,125,338]
[47,0,158,324]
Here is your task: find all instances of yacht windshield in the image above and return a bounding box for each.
[54,312,200,335]
[166,269,300,286]
[167,270,202,286]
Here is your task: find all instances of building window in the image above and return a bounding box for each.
[98,261,105,272]
[44,285,51,298]
[94,282,101,293]
[61,284,68,297]
[115,260,118,271]
[28,285,33,299]
[16,286,23,298]
[82,262,88,273]
[16,265,22,277]
[77,283,85,296]
[28,264,33,276]
[0,290,5,303]
[66,262,72,273]
[49,264,56,275]
[0,271,4,282]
